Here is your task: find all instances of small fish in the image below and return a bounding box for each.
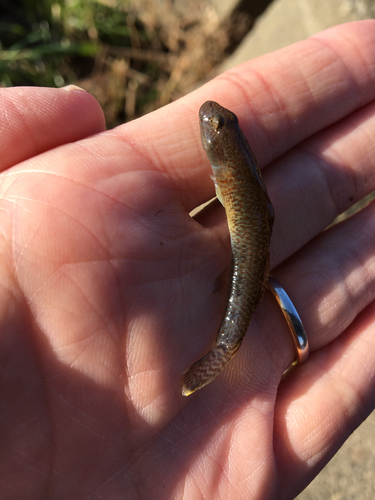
[182,101,275,396]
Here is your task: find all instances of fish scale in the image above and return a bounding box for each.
[181,101,275,396]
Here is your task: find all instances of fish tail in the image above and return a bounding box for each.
[181,344,239,396]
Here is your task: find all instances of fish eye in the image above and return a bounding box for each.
[211,114,225,131]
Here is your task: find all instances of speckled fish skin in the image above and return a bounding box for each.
[181,101,275,396]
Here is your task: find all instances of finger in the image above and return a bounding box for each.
[110,20,375,211]
[275,300,375,498]
[0,86,105,171]
[278,200,375,349]
[195,97,375,265]
[189,198,375,400]
[267,98,375,266]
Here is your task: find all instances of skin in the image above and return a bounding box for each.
[182,101,274,396]
[1,20,375,500]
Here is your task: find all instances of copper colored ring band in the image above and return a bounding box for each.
[267,276,309,366]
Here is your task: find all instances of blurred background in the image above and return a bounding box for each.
[1,0,374,497]
[2,0,373,129]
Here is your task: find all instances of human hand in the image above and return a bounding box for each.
[1,20,375,500]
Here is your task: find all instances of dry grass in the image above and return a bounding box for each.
[0,0,255,128]
[75,0,253,127]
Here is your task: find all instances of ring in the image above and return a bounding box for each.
[267,276,309,368]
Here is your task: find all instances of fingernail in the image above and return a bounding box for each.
[61,84,87,92]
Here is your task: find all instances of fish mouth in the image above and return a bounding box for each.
[199,113,212,151]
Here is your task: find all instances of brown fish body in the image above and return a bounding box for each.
[181,101,274,396]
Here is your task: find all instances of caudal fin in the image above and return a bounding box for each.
[181,344,239,396]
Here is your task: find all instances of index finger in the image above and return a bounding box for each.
[110,20,375,211]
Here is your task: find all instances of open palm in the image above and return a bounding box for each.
[2,21,375,500]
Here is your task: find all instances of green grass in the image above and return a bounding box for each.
[1,0,98,86]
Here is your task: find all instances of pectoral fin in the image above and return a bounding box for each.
[210,175,224,206]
